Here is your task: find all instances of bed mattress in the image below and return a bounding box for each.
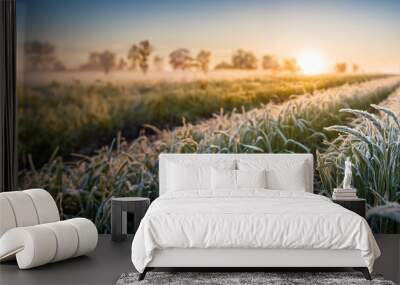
[131,190,380,273]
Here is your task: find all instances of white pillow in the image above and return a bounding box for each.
[211,168,236,190]
[166,159,236,193]
[238,159,308,191]
[211,169,268,191]
[167,162,211,191]
[266,162,307,191]
[236,169,267,189]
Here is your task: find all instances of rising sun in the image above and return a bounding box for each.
[297,51,327,75]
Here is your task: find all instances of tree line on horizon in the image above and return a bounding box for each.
[23,40,362,75]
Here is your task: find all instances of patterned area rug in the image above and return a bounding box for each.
[116,272,395,285]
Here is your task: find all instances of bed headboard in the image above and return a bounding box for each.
[159,153,314,195]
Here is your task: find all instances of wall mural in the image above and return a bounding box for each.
[16,0,400,233]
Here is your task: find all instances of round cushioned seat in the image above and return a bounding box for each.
[0,189,98,269]
[0,218,98,269]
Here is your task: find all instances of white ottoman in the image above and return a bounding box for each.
[0,189,98,269]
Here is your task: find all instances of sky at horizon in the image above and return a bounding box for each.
[16,0,400,73]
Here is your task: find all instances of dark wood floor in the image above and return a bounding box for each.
[0,235,134,285]
[1,234,398,285]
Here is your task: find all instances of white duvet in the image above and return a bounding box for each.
[131,190,380,273]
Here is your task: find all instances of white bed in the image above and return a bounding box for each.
[131,154,380,280]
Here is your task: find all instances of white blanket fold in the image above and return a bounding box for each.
[131,190,380,273]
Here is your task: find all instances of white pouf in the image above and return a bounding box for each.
[0,189,98,269]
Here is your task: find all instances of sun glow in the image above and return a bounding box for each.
[297,51,327,75]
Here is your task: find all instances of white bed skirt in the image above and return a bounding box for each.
[148,248,366,268]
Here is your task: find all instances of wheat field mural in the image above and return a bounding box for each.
[17,0,400,233]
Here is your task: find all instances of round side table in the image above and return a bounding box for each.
[111,197,150,242]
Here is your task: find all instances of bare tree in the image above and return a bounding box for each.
[335,62,347,73]
[153,55,163,71]
[196,50,211,73]
[352,63,360,73]
[24,41,66,72]
[262,55,280,72]
[231,49,257,70]
[282,58,300,74]
[169,48,193,70]
[127,40,153,73]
